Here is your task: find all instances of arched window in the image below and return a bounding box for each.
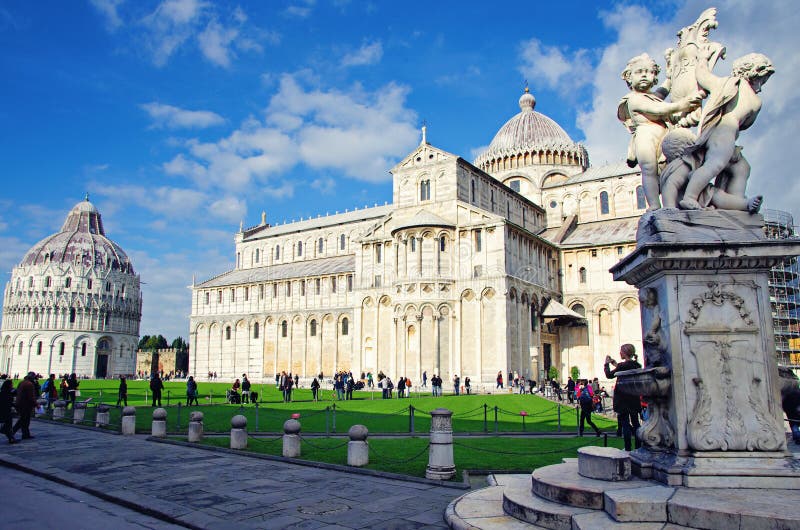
[439,237,446,252]
[87,279,93,289]
[37,341,42,355]
[470,180,476,202]
[600,191,610,215]
[297,241,303,257]
[205,292,210,304]
[281,320,288,338]
[420,179,431,201]
[341,317,349,335]
[59,342,64,356]
[225,326,231,340]
[45,276,51,288]
[318,237,324,254]
[104,313,110,326]
[253,322,259,339]
[28,276,33,288]
[636,185,646,210]
[340,234,346,250]
[18,342,23,355]
[375,244,382,263]
[65,277,72,288]
[410,238,416,252]
[579,267,587,284]
[255,249,260,263]
[530,304,538,331]
[571,303,586,317]
[69,308,76,323]
[310,319,317,336]
[237,252,241,268]
[598,308,611,335]
[81,343,87,356]
[275,245,280,259]
[510,180,521,193]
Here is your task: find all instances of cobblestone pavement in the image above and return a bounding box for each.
[0,421,462,529]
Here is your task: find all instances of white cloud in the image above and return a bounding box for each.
[197,18,239,67]
[89,0,125,32]
[164,73,418,188]
[93,184,207,218]
[284,0,315,18]
[265,181,295,199]
[341,41,383,67]
[140,102,224,129]
[518,38,593,93]
[141,0,208,67]
[570,1,800,217]
[311,177,335,195]
[209,195,247,223]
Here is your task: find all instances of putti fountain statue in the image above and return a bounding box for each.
[611,7,799,488]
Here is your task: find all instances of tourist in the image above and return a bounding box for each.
[578,380,602,437]
[294,373,299,389]
[60,374,69,402]
[385,377,394,398]
[41,373,57,410]
[232,378,241,401]
[12,372,37,440]
[366,372,373,388]
[529,379,536,394]
[519,376,526,395]
[116,376,128,407]
[496,371,503,389]
[604,344,643,451]
[346,374,355,400]
[397,376,406,398]
[567,377,575,403]
[0,379,17,444]
[550,379,563,401]
[422,371,427,388]
[464,376,471,395]
[150,373,164,407]
[284,373,294,403]
[311,377,320,402]
[186,376,199,406]
[67,373,79,409]
[334,374,344,400]
[242,375,251,404]
[453,374,460,396]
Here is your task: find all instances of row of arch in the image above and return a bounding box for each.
[238,229,364,270]
[545,184,646,220]
[477,148,589,173]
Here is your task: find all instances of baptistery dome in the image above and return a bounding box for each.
[474,88,589,175]
[1,196,141,379]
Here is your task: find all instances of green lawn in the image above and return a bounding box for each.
[42,379,617,435]
[193,435,624,480]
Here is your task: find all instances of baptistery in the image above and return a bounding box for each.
[0,196,141,378]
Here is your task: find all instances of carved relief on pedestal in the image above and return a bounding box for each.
[684,281,784,452]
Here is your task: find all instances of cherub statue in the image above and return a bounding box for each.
[660,128,763,212]
[679,52,775,210]
[618,53,703,211]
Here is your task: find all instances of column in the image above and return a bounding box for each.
[391,317,398,378]
[417,314,423,381]
[432,311,440,375]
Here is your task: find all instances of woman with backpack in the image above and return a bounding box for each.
[577,380,601,437]
[604,344,643,451]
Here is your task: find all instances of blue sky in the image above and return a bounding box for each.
[1,0,798,340]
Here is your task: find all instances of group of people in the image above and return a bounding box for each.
[277,371,297,403]
[0,372,40,443]
[228,375,253,404]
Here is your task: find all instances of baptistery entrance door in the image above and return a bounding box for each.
[95,338,111,378]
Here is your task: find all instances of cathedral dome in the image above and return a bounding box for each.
[21,196,134,274]
[474,88,588,173]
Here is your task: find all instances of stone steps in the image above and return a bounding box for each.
[445,484,549,530]
[531,462,647,510]
[502,481,592,530]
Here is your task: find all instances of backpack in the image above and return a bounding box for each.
[579,388,593,409]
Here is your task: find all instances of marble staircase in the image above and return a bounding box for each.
[445,447,800,529]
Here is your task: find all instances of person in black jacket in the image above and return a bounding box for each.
[241,375,251,404]
[604,344,642,451]
[0,379,17,444]
[150,374,164,407]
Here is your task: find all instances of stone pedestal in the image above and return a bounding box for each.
[230,415,247,450]
[53,400,66,419]
[73,402,86,424]
[121,406,136,435]
[610,210,800,489]
[426,408,456,480]
[188,411,203,442]
[347,424,369,467]
[283,419,301,458]
[95,404,110,427]
[152,408,167,438]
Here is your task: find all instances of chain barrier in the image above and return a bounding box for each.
[453,438,593,456]
[369,442,431,464]
[246,433,283,446]
[298,435,350,451]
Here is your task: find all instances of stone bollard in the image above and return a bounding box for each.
[230,415,247,450]
[35,399,48,418]
[282,419,301,458]
[53,400,66,419]
[73,401,87,424]
[426,408,456,480]
[188,411,204,442]
[152,408,167,438]
[96,404,110,427]
[347,424,369,467]
[121,406,136,435]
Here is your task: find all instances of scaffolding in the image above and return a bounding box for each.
[763,209,800,367]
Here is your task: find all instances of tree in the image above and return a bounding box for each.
[171,337,188,352]
[137,335,150,351]
[144,335,168,351]
[548,366,559,381]
[571,366,580,381]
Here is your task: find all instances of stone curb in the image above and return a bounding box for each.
[35,417,121,435]
[0,451,242,530]
[148,436,471,490]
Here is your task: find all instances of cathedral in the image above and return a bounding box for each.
[0,197,142,378]
[189,88,647,386]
